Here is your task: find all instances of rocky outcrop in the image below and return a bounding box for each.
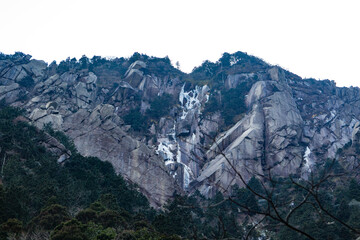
[2,52,360,205]
[61,104,179,207]
[0,54,181,207]
[192,66,360,197]
[195,71,304,196]
[40,133,71,163]
[196,103,265,196]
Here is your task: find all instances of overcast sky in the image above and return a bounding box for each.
[0,0,359,87]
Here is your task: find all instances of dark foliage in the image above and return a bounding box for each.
[18,75,35,89]
[123,109,147,132]
[146,94,175,121]
[51,219,88,240]
[0,106,149,228]
[30,204,71,230]
[204,81,252,127]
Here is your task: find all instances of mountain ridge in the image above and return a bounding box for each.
[1,50,359,207]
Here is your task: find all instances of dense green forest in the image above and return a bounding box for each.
[1,104,360,239]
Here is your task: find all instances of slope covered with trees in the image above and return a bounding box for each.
[1,103,360,239]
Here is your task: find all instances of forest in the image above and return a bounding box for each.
[1,103,360,239]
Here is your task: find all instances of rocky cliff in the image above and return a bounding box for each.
[1,51,359,206]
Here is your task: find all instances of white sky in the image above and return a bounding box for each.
[0,0,359,87]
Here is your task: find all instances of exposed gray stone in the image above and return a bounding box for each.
[0,83,19,96]
[40,132,71,160]
[62,106,180,207]
[84,72,97,84]
[29,108,48,121]
[352,122,360,145]
[3,53,360,206]
[22,59,47,78]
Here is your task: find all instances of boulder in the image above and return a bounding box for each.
[22,59,47,79]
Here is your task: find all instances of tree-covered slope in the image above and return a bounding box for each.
[0,104,153,239]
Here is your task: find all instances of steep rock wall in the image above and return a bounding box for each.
[1,52,360,204]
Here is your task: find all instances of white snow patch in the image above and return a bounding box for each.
[179,84,209,120]
[303,146,313,172]
[155,122,195,188]
[165,160,177,166]
[156,123,178,164]
[184,166,191,188]
[205,93,209,103]
[170,123,176,140]
[191,133,196,145]
[179,85,200,119]
[156,141,174,161]
[176,145,182,163]
[230,56,241,66]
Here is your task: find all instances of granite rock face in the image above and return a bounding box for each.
[0,54,181,207]
[61,104,178,207]
[195,71,304,195]
[1,52,360,203]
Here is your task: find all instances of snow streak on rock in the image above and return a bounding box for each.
[156,85,210,189]
[156,124,177,166]
[179,84,209,119]
[303,146,313,172]
[156,140,175,164]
